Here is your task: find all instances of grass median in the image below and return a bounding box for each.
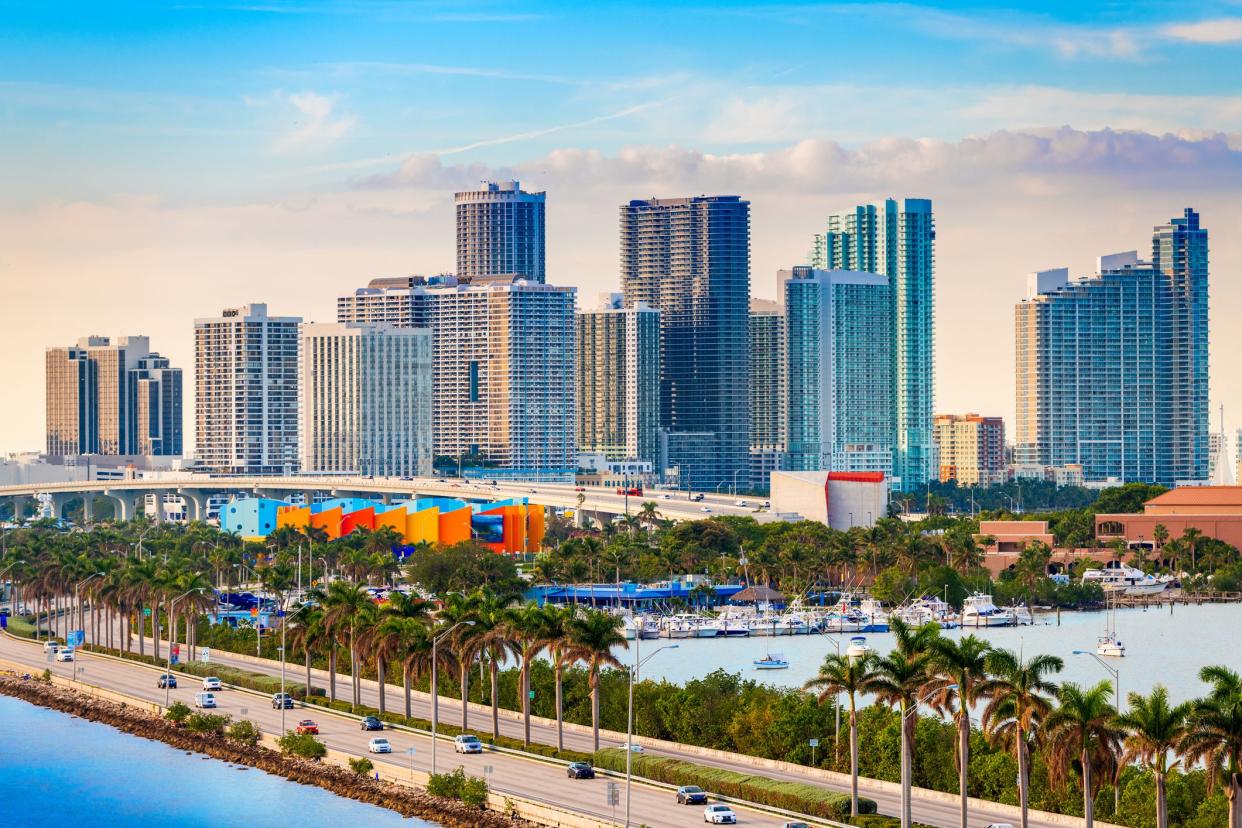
[592,747,876,821]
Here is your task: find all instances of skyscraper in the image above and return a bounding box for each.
[339,276,577,480]
[300,323,433,478]
[45,336,181,457]
[782,267,894,477]
[1015,210,1209,486]
[748,299,785,490]
[933,414,1005,486]
[1153,208,1209,483]
[620,195,750,491]
[194,303,301,475]
[455,181,546,283]
[810,198,935,489]
[576,293,661,466]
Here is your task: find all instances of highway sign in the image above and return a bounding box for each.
[143,607,151,617]
[201,647,210,663]
[808,738,819,748]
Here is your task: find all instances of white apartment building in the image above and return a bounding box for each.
[299,323,433,478]
[194,303,301,475]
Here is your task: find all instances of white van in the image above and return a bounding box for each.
[193,692,217,709]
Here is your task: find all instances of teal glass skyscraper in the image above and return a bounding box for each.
[810,198,934,490]
[1015,209,1209,485]
[782,267,894,477]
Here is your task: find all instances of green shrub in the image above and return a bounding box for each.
[227,719,261,746]
[278,731,327,760]
[592,748,875,820]
[39,668,51,683]
[348,757,374,776]
[849,816,935,828]
[186,713,231,735]
[427,767,467,799]
[165,701,191,724]
[459,774,489,808]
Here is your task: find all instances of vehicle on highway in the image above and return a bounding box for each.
[734,500,748,507]
[295,720,319,735]
[676,785,708,805]
[703,804,737,824]
[984,824,1017,828]
[453,734,484,754]
[566,762,595,779]
[368,737,392,754]
[201,676,223,691]
[781,822,811,828]
[625,743,644,753]
[271,693,294,709]
[661,494,671,499]
[360,716,384,731]
[55,648,74,662]
[616,486,643,496]
[700,506,712,513]
[42,641,59,654]
[193,692,217,709]
[691,493,705,502]
[158,674,177,689]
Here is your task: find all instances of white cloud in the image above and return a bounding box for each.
[1162,18,1242,43]
[271,91,357,154]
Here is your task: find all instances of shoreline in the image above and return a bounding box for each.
[0,675,531,828]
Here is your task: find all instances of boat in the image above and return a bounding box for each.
[718,614,750,637]
[1081,563,1172,596]
[638,617,661,640]
[621,617,638,640]
[692,616,721,638]
[1096,632,1126,657]
[960,593,1014,627]
[1011,604,1034,626]
[753,653,790,670]
[659,616,693,639]
[845,636,869,661]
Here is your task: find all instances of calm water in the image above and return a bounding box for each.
[0,693,432,828]
[617,602,1242,704]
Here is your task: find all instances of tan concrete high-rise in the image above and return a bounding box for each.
[933,413,1005,486]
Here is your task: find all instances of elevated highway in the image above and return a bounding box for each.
[0,475,774,526]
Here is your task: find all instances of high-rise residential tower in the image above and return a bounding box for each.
[933,414,1005,486]
[576,293,661,466]
[339,276,577,480]
[748,298,786,490]
[620,195,750,491]
[782,267,894,477]
[810,198,935,489]
[45,336,181,458]
[194,303,301,475]
[1015,211,1209,486]
[300,323,433,478]
[455,181,546,283]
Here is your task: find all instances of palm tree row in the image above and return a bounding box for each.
[805,617,1242,828]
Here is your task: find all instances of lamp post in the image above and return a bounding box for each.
[431,620,474,775]
[279,603,311,733]
[731,469,744,496]
[901,684,956,828]
[165,587,209,708]
[1073,649,1122,812]
[625,638,678,827]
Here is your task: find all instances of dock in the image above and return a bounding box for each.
[1111,590,1241,609]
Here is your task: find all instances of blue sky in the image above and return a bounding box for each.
[1,1,1241,451]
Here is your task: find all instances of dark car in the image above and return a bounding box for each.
[157,674,177,689]
[676,785,708,805]
[566,762,595,779]
[271,693,294,709]
[360,716,384,731]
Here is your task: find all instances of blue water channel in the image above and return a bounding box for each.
[0,693,433,827]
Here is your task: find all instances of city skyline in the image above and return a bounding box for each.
[2,2,1242,452]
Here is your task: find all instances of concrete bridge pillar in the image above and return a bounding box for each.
[103,491,135,522]
[149,491,166,523]
[179,489,208,523]
[82,495,94,525]
[50,493,74,522]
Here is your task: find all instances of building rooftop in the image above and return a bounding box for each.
[1145,486,1242,508]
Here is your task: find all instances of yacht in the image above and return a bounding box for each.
[960,594,1014,627]
[693,616,722,638]
[718,613,751,637]
[638,616,661,640]
[1096,632,1126,657]
[659,616,693,639]
[1011,604,1034,626]
[1081,563,1172,596]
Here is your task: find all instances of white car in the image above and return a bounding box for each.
[735,500,748,507]
[42,641,59,654]
[700,506,712,513]
[453,734,483,754]
[202,676,223,691]
[704,804,737,824]
[193,692,217,709]
[368,737,392,754]
[625,743,644,753]
[55,648,75,662]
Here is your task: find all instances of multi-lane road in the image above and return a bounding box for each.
[0,625,1086,828]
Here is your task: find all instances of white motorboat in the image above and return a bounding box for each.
[845,636,869,661]
[1011,604,1034,626]
[1082,563,1172,596]
[693,617,721,638]
[639,617,661,640]
[660,617,693,639]
[621,617,639,640]
[1096,632,1126,657]
[960,594,1014,627]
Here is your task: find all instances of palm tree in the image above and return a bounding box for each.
[1115,685,1190,828]
[543,603,578,752]
[928,635,993,828]
[868,617,940,827]
[980,648,1064,828]
[470,591,517,740]
[803,650,876,816]
[1043,681,1122,828]
[1181,527,1204,572]
[1180,665,1242,828]
[507,602,552,746]
[287,602,326,697]
[567,609,627,750]
[319,580,374,707]
[438,591,483,731]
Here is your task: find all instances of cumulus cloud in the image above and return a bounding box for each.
[1162,18,1242,44]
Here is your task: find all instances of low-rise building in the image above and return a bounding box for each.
[769,470,887,529]
[1096,486,1242,549]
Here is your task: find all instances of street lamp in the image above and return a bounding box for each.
[165,587,209,708]
[1073,650,1122,812]
[625,639,679,827]
[431,620,475,775]
[900,685,957,828]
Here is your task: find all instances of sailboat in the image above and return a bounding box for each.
[1096,592,1126,658]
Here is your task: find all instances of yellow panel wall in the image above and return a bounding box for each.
[408,507,440,545]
